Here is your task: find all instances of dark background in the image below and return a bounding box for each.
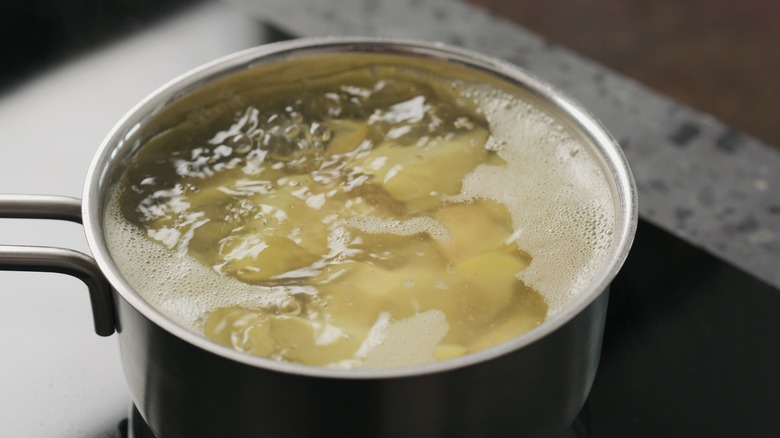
[0,0,199,93]
[470,0,780,150]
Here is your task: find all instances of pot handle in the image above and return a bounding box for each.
[0,194,115,336]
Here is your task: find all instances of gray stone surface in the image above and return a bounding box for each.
[230,0,780,289]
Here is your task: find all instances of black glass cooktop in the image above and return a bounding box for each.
[587,218,780,437]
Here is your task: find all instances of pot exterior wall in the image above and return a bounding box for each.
[115,290,608,438]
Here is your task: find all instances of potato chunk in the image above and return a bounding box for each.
[204,306,364,366]
[319,257,461,329]
[433,199,523,263]
[324,118,370,156]
[216,181,330,282]
[351,128,490,213]
[454,249,529,321]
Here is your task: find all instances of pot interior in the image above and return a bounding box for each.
[83,38,637,376]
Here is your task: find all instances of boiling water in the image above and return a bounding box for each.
[105,58,614,368]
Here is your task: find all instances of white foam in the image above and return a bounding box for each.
[105,190,300,334]
[358,310,449,368]
[345,216,452,242]
[455,88,615,314]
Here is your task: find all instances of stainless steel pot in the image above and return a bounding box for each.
[0,38,637,438]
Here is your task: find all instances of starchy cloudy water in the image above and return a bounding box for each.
[104,59,614,368]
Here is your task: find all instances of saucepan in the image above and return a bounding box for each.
[0,37,636,437]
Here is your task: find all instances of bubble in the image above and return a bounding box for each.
[284,125,301,140]
[229,134,253,155]
[310,123,332,142]
[453,116,474,130]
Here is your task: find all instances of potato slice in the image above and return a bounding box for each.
[453,250,529,321]
[324,118,370,156]
[203,307,276,357]
[319,252,462,329]
[218,234,321,282]
[271,315,365,366]
[433,199,521,263]
[351,128,490,213]
[204,306,365,366]
[216,182,331,282]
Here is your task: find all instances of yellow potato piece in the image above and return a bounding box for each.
[219,234,322,282]
[467,291,547,353]
[434,199,522,263]
[240,317,276,358]
[324,118,370,156]
[214,178,332,282]
[271,316,367,366]
[268,315,323,363]
[454,249,529,321]
[351,128,490,213]
[203,307,277,357]
[319,257,462,329]
[204,306,366,366]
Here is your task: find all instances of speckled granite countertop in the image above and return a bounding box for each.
[229,0,780,290]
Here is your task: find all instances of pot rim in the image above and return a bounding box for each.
[83,36,638,379]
